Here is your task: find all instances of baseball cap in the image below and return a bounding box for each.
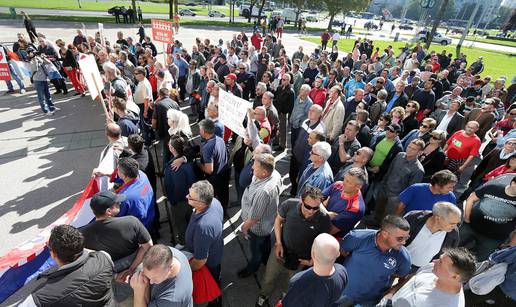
[225,73,237,80]
[90,191,126,213]
[386,123,402,134]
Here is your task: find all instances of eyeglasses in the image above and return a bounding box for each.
[377,81,384,84]
[186,194,205,203]
[421,125,430,129]
[303,203,320,211]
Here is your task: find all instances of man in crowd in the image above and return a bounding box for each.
[432,99,465,137]
[281,233,348,307]
[256,187,331,306]
[198,119,230,211]
[328,120,361,175]
[152,88,179,166]
[340,215,412,306]
[384,248,476,306]
[396,170,457,215]
[81,191,153,287]
[115,157,155,233]
[297,141,333,197]
[130,244,193,306]
[444,121,481,175]
[386,81,409,112]
[239,153,282,278]
[20,225,114,306]
[370,139,425,225]
[464,98,497,140]
[404,201,461,270]
[462,175,516,260]
[289,84,313,149]
[274,73,295,151]
[261,91,280,142]
[185,180,224,296]
[322,167,367,237]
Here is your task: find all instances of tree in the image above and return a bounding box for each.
[257,0,267,22]
[426,0,449,49]
[323,0,370,30]
[247,0,260,23]
[288,0,307,27]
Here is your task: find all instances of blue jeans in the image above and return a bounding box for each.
[5,62,25,91]
[34,81,55,113]
[246,231,271,273]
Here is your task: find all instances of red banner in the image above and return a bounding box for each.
[0,49,11,81]
[151,19,174,44]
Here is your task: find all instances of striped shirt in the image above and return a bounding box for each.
[241,170,282,236]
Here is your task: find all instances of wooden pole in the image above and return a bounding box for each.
[92,73,110,121]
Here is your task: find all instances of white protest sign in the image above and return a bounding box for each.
[218,90,252,138]
[77,53,103,101]
[98,23,105,46]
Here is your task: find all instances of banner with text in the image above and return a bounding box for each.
[151,19,174,44]
[0,49,11,81]
[218,90,252,138]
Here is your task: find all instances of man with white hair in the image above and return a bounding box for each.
[290,84,313,149]
[404,201,461,270]
[253,81,268,108]
[281,233,348,307]
[262,91,279,143]
[296,141,334,197]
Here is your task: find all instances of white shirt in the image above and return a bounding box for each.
[406,224,446,267]
[332,33,340,41]
[436,111,456,132]
[392,263,464,307]
[134,78,153,105]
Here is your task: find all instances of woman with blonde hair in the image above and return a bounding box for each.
[420,129,447,182]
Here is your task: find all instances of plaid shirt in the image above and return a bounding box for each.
[241,170,282,236]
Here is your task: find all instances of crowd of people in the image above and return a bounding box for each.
[5,18,516,307]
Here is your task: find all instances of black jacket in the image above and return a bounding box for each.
[387,91,409,109]
[32,251,113,307]
[431,110,465,138]
[405,211,460,260]
[274,84,295,114]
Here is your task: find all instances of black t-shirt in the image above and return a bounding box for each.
[80,216,151,261]
[282,264,348,307]
[328,138,361,174]
[471,182,516,239]
[278,199,331,260]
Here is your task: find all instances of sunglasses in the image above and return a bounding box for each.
[407,104,415,108]
[377,81,384,84]
[303,203,320,211]
[310,150,320,156]
[386,128,395,132]
[510,113,516,116]
[431,136,442,140]
[239,67,245,70]
[421,125,429,129]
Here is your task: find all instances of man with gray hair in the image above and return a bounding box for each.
[297,141,334,197]
[238,153,282,278]
[184,180,224,301]
[130,244,193,306]
[290,83,313,149]
[274,73,295,151]
[404,201,461,270]
[253,81,268,108]
[261,91,279,144]
[281,233,348,306]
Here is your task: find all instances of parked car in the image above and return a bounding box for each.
[398,23,414,30]
[451,28,464,35]
[305,15,318,22]
[416,30,452,45]
[107,6,123,15]
[208,10,225,18]
[364,21,379,30]
[179,9,196,16]
[185,2,197,6]
[332,19,345,27]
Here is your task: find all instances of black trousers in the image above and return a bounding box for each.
[208,168,230,212]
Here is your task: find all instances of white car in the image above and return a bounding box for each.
[416,30,452,45]
[208,10,225,18]
[179,9,196,16]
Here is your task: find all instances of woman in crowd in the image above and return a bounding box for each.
[420,129,447,182]
[58,42,86,96]
[389,106,405,129]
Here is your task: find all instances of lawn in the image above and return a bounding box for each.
[302,37,515,80]
[0,0,230,16]
[447,35,516,48]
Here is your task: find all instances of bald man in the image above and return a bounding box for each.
[92,123,126,177]
[281,234,347,307]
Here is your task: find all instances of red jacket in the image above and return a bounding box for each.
[309,87,327,107]
[251,34,263,50]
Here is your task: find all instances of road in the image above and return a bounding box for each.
[1,6,515,54]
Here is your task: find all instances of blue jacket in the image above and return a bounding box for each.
[297,162,334,197]
[491,246,516,300]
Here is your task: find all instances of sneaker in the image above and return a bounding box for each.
[81,93,86,97]
[20,89,26,94]
[74,92,81,96]
[256,295,269,307]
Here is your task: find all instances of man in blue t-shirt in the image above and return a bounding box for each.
[116,158,155,232]
[198,119,230,210]
[322,167,367,238]
[282,233,347,307]
[396,170,457,215]
[185,180,224,288]
[339,215,412,306]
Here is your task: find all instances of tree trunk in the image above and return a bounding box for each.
[426,0,449,49]
[174,0,179,18]
[295,8,301,28]
[169,0,173,19]
[327,13,336,31]
[257,0,266,21]
[248,0,258,23]
[131,0,136,23]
